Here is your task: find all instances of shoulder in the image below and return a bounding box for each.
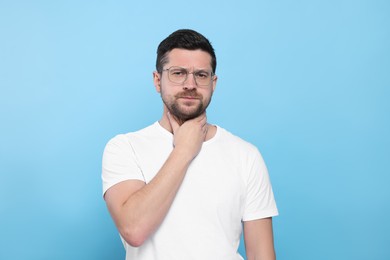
[216,126,260,154]
[105,122,160,147]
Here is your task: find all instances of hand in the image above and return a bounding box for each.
[167,112,208,160]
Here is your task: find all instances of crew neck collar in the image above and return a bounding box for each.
[154,121,220,145]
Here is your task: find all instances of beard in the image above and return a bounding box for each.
[161,89,212,122]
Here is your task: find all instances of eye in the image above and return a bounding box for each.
[170,68,187,77]
[195,71,210,78]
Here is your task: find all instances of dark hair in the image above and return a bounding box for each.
[156,29,216,73]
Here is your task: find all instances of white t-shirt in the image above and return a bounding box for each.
[102,122,278,260]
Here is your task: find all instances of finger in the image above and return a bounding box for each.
[167,112,180,133]
[203,125,208,134]
[199,114,207,127]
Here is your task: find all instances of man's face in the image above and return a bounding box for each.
[154,49,217,122]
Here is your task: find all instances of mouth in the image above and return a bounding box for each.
[177,96,201,104]
[178,96,199,100]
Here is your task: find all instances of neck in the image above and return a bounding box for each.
[158,111,217,141]
[159,110,185,133]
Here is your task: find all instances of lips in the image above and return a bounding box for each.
[176,90,202,99]
[178,96,198,99]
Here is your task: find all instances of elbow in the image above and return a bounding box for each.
[120,226,149,247]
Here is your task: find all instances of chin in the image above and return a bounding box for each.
[172,109,205,122]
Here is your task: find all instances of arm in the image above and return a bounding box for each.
[104,113,207,247]
[244,217,276,260]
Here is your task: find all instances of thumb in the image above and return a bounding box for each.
[167,112,179,134]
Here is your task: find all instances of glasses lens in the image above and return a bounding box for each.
[168,67,187,84]
[194,71,212,86]
[167,67,213,86]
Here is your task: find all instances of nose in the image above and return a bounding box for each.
[183,72,197,89]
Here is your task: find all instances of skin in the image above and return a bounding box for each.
[104,49,276,259]
[244,218,276,260]
[156,49,217,128]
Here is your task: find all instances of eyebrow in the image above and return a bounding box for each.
[171,66,212,71]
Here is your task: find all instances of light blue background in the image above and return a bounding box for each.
[1,0,389,259]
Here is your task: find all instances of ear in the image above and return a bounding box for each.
[153,71,161,93]
[212,75,218,92]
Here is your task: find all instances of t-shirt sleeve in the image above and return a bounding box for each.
[242,148,278,221]
[101,134,145,197]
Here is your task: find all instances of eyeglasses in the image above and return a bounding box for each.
[162,66,215,86]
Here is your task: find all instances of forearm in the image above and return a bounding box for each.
[116,147,193,246]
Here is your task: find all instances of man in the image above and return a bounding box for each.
[102,29,278,260]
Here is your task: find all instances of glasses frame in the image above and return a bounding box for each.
[161,66,215,86]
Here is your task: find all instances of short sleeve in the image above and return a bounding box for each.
[242,148,278,221]
[102,134,145,196]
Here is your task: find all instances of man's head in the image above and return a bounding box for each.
[153,29,218,124]
[156,29,217,74]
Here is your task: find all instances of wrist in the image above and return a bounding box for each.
[171,145,196,164]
